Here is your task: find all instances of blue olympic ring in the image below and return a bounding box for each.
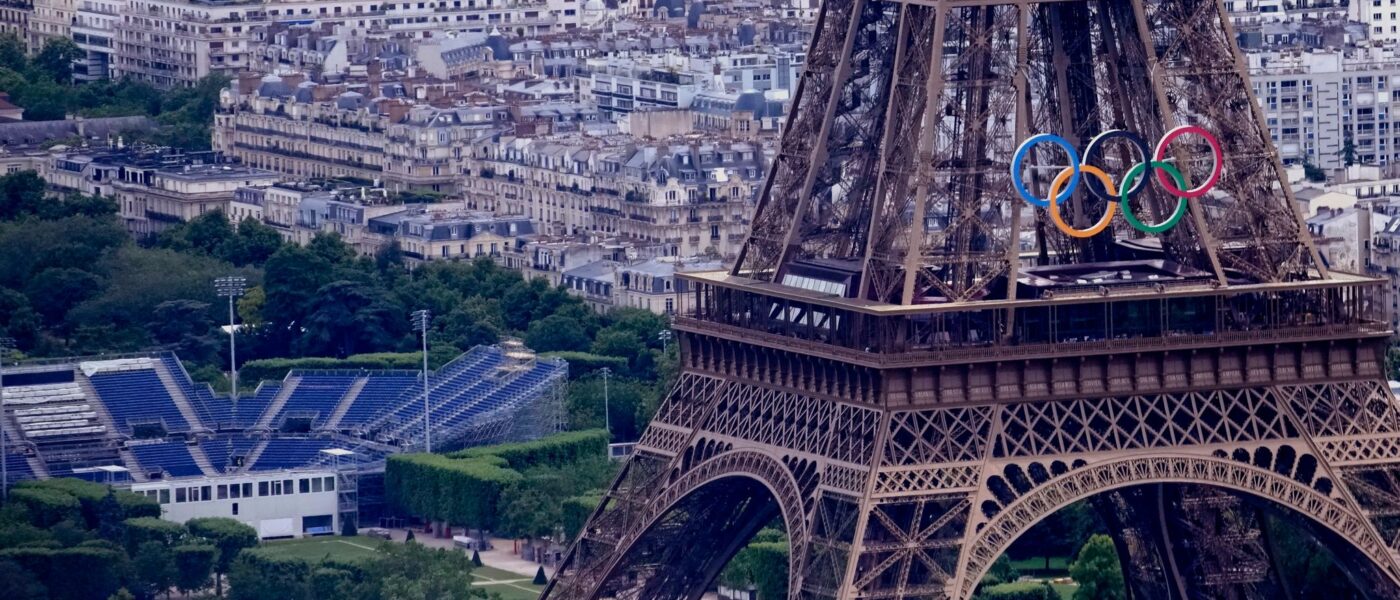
[1011,133,1079,208]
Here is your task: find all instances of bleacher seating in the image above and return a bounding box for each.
[5,345,566,481]
[273,375,357,427]
[130,441,205,478]
[250,438,345,471]
[338,374,418,428]
[4,454,33,483]
[4,382,105,440]
[160,355,222,427]
[205,436,261,473]
[89,369,190,434]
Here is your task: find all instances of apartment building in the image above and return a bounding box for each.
[1250,47,1400,169]
[214,75,510,193]
[0,0,29,40]
[113,0,267,88]
[465,135,761,259]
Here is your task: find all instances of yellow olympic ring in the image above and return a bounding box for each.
[1047,165,1117,239]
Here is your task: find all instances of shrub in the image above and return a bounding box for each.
[976,581,1058,600]
[449,429,609,469]
[539,351,627,379]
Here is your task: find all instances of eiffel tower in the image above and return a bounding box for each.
[541,0,1400,598]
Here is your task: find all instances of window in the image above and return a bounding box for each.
[325,477,336,491]
[242,483,253,498]
[300,479,310,494]
[202,486,212,501]
[284,480,293,495]
[176,488,187,503]
[231,502,239,516]
[218,485,228,500]
[230,484,241,499]
[258,481,269,497]
[312,478,323,493]
[159,489,170,504]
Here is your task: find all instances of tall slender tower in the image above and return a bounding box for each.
[543,0,1400,598]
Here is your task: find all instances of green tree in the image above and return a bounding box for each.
[1070,535,1125,600]
[173,544,216,595]
[299,280,405,358]
[23,267,103,324]
[525,314,591,352]
[222,218,285,266]
[185,517,258,597]
[33,38,83,83]
[0,33,27,72]
[0,171,48,219]
[133,541,176,600]
[0,558,47,600]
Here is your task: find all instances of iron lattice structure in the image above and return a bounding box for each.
[541,0,1400,598]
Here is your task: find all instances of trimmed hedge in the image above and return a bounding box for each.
[123,516,187,553]
[9,487,81,527]
[385,454,522,529]
[561,494,602,540]
[0,546,128,600]
[12,479,158,526]
[539,351,626,379]
[239,349,459,383]
[449,429,609,469]
[975,582,1058,600]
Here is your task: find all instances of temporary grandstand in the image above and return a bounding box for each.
[0,344,568,489]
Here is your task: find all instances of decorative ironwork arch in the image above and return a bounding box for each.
[580,449,810,600]
[959,455,1400,599]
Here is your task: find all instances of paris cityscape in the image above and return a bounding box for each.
[0,0,1397,598]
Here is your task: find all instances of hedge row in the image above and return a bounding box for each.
[384,453,522,529]
[449,429,609,469]
[10,479,157,528]
[0,546,129,600]
[974,582,1059,600]
[538,351,627,379]
[387,429,608,528]
[238,348,460,383]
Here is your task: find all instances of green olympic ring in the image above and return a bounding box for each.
[1119,161,1189,235]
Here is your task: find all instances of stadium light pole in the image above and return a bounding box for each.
[411,310,431,453]
[598,367,612,439]
[214,276,247,429]
[657,330,672,354]
[0,336,13,500]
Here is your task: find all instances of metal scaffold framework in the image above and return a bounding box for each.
[540,0,1400,598]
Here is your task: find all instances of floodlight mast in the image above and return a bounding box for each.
[214,276,247,428]
[411,310,431,453]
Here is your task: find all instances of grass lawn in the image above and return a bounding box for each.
[258,536,387,563]
[472,564,545,600]
[1052,583,1078,599]
[1010,555,1071,574]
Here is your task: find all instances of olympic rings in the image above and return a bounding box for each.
[1153,125,1222,198]
[1010,126,1223,237]
[1048,165,1116,239]
[1120,161,1189,234]
[1012,133,1079,208]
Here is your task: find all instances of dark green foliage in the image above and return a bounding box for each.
[390,431,615,534]
[1007,501,1098,572]
[979,554,1020,588]
[404,530,416,543]
[533,565,548,585]
[8,487,81,527]
[470,550,481,566]
[173,544,216,594]
[123,517,186,553]
[525,314,591,352]
[33,38,83,83]
[540,351,627,378]
[385,454,522,529]
[974,582,1058,600]
[185,517,258,596]
[1070,535,1125,600]
[0,546,128,600]
[0,558,46,600]
[561,494,602,540]
[718,535,789,600]
[449,429,609,468]
[132,540,176,599]
[228,538,485,600]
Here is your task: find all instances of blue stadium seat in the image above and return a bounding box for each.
[89,369,191,434]
[338,374,418,428]
[130,441,205,478]
[205,436,261,473]
[250,438,344,471]
[274,375,357,427]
